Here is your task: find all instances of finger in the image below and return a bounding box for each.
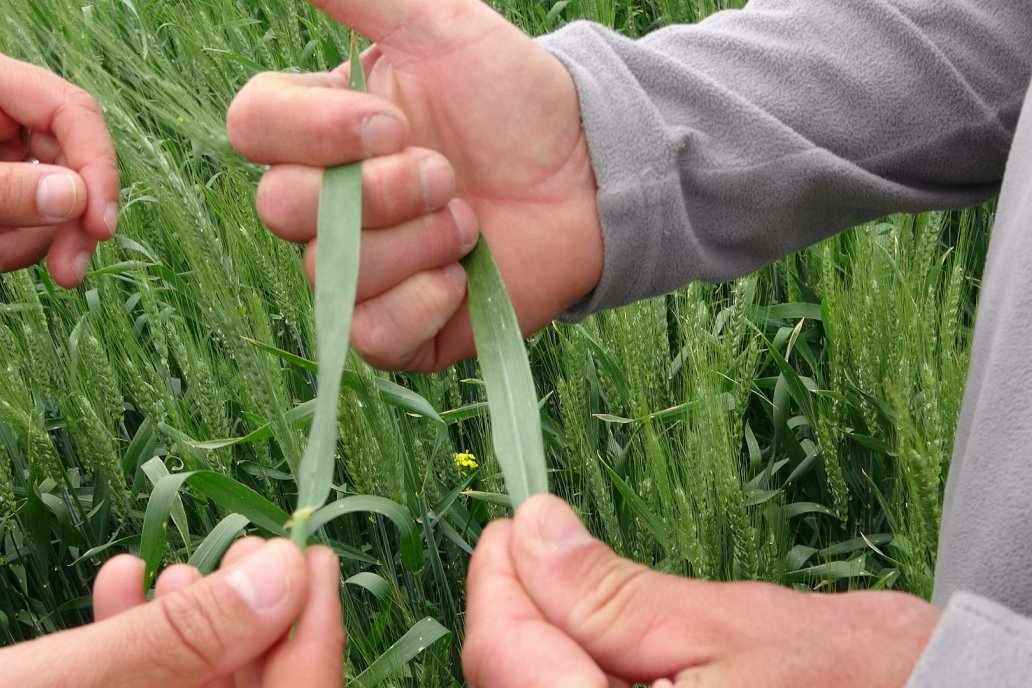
[0,55,119,239]
[27,131,64,165]
[355,201,477,301]
[0,163,87,227]
[463,519,607,688]
[0,124,27,162]
[0,144,27,163]
[0,225,57,273]
[227,71,407,166]
[307,0,496,54]
[3,539,310,688]
[509,494,731,683]
[259,546,344,687]
[219,537,267,569]
[0,111,19,141]
[256,148,457,238]
[155,564,203,598]
[341,261,467,371]
[46,221,96,287]
[0,130,62,164]
[92,554,147,621]
[282,196,475,306]
[154,564,240,686]
[218,538,270,688]
[667,668,727,687]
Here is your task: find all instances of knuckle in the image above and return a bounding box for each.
[0,167,30,211]
[423,209,466,262]
[363,160,395,209]
[54,87,106,135]
[424,269,464,312]
[350,301,405,367]
[566,546,653,645]
[64,86,103,118]
[401,344,438,373]
[151,587,230,675]
[350,270,460,370]
[83,156,119,188]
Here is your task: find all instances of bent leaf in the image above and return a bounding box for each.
[139,458,289,588]
[353,617,450,687]
[307,495,423,571]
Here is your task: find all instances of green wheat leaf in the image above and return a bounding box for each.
[306,495,423,571]
[188,513,250,574]
[292,32,365,543]
[352,617,450,687]
[139,459,290,589]
[462,236,548,507]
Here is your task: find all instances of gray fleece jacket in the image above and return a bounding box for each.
[538,1,1032,685]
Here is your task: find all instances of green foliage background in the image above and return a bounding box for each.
[0,0,988,684]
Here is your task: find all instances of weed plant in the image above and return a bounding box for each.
[0,0,986,684]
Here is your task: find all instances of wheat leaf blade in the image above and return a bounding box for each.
[462,236,548,506]
[293,32,366,525]
[295,162,361,513]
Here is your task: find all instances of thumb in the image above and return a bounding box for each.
[6,540,309,688]
[0,163,87,228]
[308,0,506,53]
[510,495,739,684]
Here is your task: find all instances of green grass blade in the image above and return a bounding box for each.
[347,32,366,92]
[462,237,548,507]
[295,162,361,514]
[139,460,290,588]
[352,617,450,687]
[345,571,392,603]
[600,461,670,549]
[188,513,249,574]
[242,337,445,425]
[293,32,365,535]
[306,496,423,571]
[141,456,191,556]
[186,473,291,533]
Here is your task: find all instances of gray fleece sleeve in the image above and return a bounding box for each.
[537,1,1032,319]
[906,592,1032,687]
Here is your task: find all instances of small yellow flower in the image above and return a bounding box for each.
[453,452,479,473]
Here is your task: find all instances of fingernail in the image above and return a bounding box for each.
[103,202,119,236]
[71,252,91,283]
[362,114,405,156]
[449,201,479,252]
[442,263,466,292]
[36,173,78,220]
[419,156,454,210]
[225,541,292,611]
[531,495,594,552]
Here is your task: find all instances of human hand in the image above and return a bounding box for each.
[463,494,940,688]
[0,538,344,688]
[0,54,119,287]
[228,0,603,371]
